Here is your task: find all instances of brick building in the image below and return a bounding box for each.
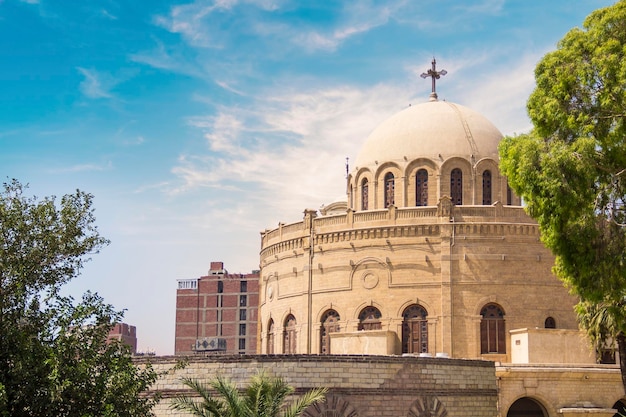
[175,261,259,355]
[107,322,137,354]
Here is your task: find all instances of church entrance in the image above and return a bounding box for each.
[506,398,547,417]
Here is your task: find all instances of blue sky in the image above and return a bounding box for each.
[0,0,615,354]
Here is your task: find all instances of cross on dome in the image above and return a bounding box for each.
[420,58,447,101]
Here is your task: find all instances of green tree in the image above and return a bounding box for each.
[498,0,626,391]
[0,179,159,416]
[171,372,327,417]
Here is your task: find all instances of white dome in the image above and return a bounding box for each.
[354,101,503,170]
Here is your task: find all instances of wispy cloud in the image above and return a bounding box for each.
[454,0,506,15]
[50,161,113,173]
[129,41,203,78]
[294,2,399,52]
[170,82,413,221]
[101,9,118,20]
[77,67,115,99]
[154,0,238,48]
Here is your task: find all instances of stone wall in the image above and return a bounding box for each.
[496,364,623,416]
[140,354,497,417]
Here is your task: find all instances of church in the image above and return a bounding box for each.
[256,60,624,415]
[151,61,624,417]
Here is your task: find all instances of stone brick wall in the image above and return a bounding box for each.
[139,354,497,417]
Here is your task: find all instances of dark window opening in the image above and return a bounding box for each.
[482,170,492,205]
[384,172,395,208]
[416,169,429,206]
[361,179,369,210]
[451,168,463,205]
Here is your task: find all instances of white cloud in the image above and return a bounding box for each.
[154,0,238,48]
[51,161,113,173]
[171,82,414,222]
[101,9,118,20]
[454,0,506,15]
[76,67,114,99]
[278,2,401,52]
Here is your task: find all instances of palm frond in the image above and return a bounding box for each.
[211,375,249,417]
[169,377,227,417]
[282,387,328,417]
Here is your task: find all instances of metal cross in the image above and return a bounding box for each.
[420,58,447,101]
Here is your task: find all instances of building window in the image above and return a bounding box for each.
[384,172,395,208]
[240,281,247,292]
[416,169,428,206]
[239,338,246,351]
[267,319,274,354]
[482,170,492,205]
[480,303,506,354]
[358,306,382,331]
[544,317,556,329]
[177,279,197,290]
[402,304,428,354]
[451,168,463,205]
[283,315,297,354]
[239,309,247,321]
[239,324,246,336]
[217,281,223,293]
[239,295,247,306]
[320,309,340,355]
[361,178,369,210]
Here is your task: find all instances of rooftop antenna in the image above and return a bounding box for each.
[345,157,349,178]
[420,57,447,102]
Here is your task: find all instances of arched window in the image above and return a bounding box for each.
[480,303,505,354]
[544,317,556,329]
[283,315,296,354]
[320,309,340,354]
[267,319,274,354]
[482,170,492,205]
[450,168,463,205]
[416,169,429,206]
[358,306,382,331]
[361,178,369,211]
[402,304,428,354]
[384,172,395,208]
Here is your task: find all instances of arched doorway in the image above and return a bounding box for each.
[320,309,340,354]
[612,400,626,417]
[506,397,547,417]
[402,304,428,354]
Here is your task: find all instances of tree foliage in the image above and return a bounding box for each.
[171,372,327,417]
[498,0,626,391]
[0,179,159,416]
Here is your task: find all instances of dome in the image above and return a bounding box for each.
[354,100,503,170]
